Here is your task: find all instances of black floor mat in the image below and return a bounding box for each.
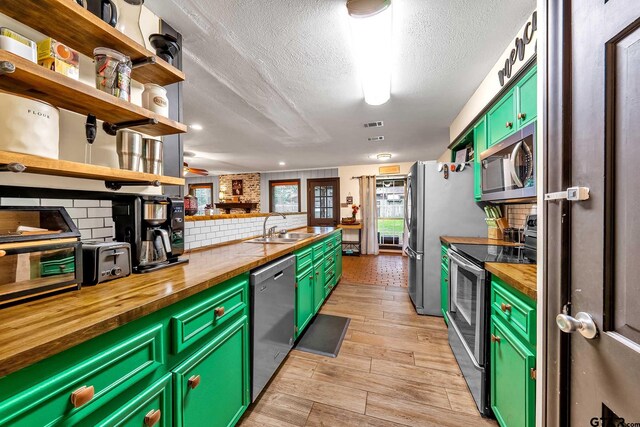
[294,314,351,358]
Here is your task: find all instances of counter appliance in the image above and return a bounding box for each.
[113,196,187,273]
[405,161,486,315]
[81,241,131,285]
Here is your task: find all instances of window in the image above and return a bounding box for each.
[270,180,301,213]
[189,184,213,213]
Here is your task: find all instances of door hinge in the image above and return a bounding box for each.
[545,186,590,201]
[530,367,537,380]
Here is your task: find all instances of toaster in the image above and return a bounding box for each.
[82,242,132,286]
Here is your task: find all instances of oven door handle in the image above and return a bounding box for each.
[448,313,483,370]
[447,249,483,275]
[510,141,524,188]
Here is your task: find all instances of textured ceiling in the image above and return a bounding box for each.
[147,0,535,174]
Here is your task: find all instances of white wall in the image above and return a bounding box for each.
[0,8,161,194]
[449,9,538,143]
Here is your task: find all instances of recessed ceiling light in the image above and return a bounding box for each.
[376,153,392,161]
[279,161,286,166]
[368,136,385,142]
[190,124,203,131]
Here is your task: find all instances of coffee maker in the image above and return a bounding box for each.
[113,196,188,273]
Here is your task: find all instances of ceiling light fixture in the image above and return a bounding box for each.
[376,153,392,161]
[190,124,203,131]
[347,0,393,106]
[279,161,286,166]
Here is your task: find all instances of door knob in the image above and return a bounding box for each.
[556,312,598,339]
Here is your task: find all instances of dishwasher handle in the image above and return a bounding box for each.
[273,271,284,280]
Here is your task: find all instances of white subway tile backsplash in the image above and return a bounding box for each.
[79,229,92,240]
[92,227,114,239]
[87,207,112,218]
[77,218,104,229]
[74,199,101,208]
[0,197,40,206]
[66,208,88,219]
[100,200,112,208]
[40,198,74,207]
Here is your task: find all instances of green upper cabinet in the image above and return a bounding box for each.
[473,116,487,200]
[487,87,517,147]
[490,316,536,427]
[174,316,249,427]
[515,65,537,129]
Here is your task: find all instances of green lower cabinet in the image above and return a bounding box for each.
[313,260,325,314]
[490,315,536,427]
[334,245,343,281]
[440,265,449,324]
[174,316,250,427]
[92,373,172,427]
[296,267,314,337]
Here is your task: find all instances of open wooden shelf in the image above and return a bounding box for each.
[0,51,187,137]
[0,0,184,86]
[0,151,185,187]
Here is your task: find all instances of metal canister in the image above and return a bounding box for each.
[116,130,143,171]
[142,138,163,174]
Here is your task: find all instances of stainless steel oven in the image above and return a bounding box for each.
[447,247,490,416]
[481,122,536,201]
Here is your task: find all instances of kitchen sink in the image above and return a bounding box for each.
[245,232,318,244]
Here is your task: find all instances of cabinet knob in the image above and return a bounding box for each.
[70,385,94,408]
[491,334,501,343]
[316,271,320,276]
[505,121,513,128]
[188,374,201,389]
[517,112,526,120]
[500,303,512,313]
[444,278,448,283]
[0,250,6,257]
[214,307,225,317]
[144,409,162,427]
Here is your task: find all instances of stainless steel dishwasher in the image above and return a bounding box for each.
[250,254,296,402]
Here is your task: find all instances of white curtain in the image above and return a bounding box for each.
[359,176,379,255]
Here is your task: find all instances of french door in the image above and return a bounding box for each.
[307,178,340,227]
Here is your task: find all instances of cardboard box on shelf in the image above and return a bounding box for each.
[37,38,79,80]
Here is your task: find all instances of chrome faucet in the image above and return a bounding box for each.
[263,213,287,238]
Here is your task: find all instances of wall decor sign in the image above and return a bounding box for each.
[346,195,353,204]
[498,11,537,87]
[232,179,243,195]
[379,165,401,175]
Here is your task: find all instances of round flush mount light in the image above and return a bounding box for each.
[376,153,392,161]
[279,161,286,166]
[189,124,203,131]
[347,0,391,18]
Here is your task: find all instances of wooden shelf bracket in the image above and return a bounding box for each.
[105,180,161,191]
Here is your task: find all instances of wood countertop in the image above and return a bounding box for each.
[485,263,537,301]
[186,212,306,221]
[440,236,521,246]
[0,227,339,378]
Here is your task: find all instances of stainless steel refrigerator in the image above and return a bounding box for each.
[405,161,486,315]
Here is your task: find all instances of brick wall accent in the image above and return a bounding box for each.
[218,173,261,213]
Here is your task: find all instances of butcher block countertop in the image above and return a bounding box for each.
[440,236,520,246]
[485,263,537,301]
[0,227,339,378]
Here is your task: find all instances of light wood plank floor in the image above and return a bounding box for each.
[238,258,497,426]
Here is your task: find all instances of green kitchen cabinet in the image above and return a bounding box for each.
[473,116,487,201]
[174,316,250,427]
[490,315,536,427]
[295,266,315,337]
[313,260,325,314]
[487,87,517,147]
[515,65,537,130]
[440,265,449,324]
[334,245,343,282]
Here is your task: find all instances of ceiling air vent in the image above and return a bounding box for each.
[368,136,385,142]
[364,121,384,128]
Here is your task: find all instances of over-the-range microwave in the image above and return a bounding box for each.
[480,122,536,202]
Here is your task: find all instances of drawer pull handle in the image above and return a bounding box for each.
[0,250,6,257]
[491,334,501,343]
[70,385,94,408]
[505,121,513,128]
[500,303,512,313]
[144,409,162,427]
[444,278,448,283]
[188,375,201,389]
[518,112,526,120]
[214,307,225,317]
